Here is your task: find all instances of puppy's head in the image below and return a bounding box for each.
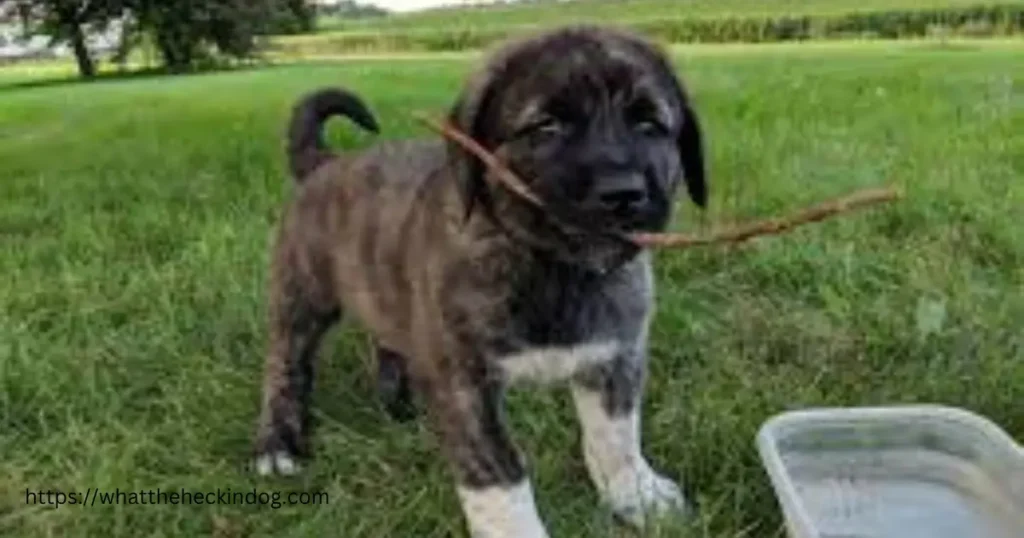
[447,25,706,239]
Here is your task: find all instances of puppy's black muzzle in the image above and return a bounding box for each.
[590,172,649,218]
[581,171,669,234]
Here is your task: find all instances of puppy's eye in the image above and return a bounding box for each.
[626,97,669,137]
[511,117,564,141]
[529,117,564,137]
[631,116,669,137]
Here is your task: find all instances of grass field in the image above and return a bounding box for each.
[316,0,1012,32]
[276,0,1024,55]
[1,39,1023,537]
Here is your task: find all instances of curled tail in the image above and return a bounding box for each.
[286,87,380,181]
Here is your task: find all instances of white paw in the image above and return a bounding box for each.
[457,481,551,538]
[602,463,689,529]
[254,451,300,477]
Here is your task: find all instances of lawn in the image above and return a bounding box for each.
[316,0,1011,32]
[275,1,1024,56]
[1,39,1022,537]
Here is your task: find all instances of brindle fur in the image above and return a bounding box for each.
[253,24,707,530]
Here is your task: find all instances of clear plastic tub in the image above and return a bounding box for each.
[756,405,1024,538]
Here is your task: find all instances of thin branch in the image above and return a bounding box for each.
[629,186,902,247]
[413,113,903,250]
[413,113,547,209]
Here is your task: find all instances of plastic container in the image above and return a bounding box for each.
[756,405,1024,538]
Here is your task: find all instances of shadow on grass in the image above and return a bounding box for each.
[0,61,277,95]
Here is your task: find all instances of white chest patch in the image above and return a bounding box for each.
[496,341,620,384]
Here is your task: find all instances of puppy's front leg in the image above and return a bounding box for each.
[423,373,550,538]
[571,354,688,529]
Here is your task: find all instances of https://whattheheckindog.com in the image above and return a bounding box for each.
[24,487,328,510]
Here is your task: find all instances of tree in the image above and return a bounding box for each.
[317,0,388,19]
[2,0,315,76]
[3,0,127,78]
[272,0,315,34]
[128,0,312,73]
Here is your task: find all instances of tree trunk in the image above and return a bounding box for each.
[67,22,96,78]
[156,29,193,73]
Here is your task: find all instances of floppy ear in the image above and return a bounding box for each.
[677,100,707,208]
[651,50,708,209]
[445,69,500,222]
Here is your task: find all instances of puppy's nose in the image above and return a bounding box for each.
[593,175,648,215]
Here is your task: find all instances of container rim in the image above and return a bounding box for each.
[754,404,1024,538]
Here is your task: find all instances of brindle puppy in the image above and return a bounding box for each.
[253,25,707,538]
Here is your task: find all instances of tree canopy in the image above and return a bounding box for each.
[2,0,316,77]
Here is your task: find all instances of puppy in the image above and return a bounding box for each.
[253,25,707,538]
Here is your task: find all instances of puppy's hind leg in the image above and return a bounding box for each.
[373,343,418,422]
[253,249,339,476]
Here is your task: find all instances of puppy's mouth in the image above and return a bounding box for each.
[533,199,669,272]
[603,206,669,233]
[552,198,670,236]
[498,184,668,274]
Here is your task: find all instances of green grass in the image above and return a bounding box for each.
[317,0,1012,32]
[275,2,1024,55]
[1,39,1023,537]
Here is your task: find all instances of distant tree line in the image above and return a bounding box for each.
[317,0,387,19]
[0,0,317,77]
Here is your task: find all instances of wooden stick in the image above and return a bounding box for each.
[413,113,903,250]
[413,113,547,209]
[630,186,902,247]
